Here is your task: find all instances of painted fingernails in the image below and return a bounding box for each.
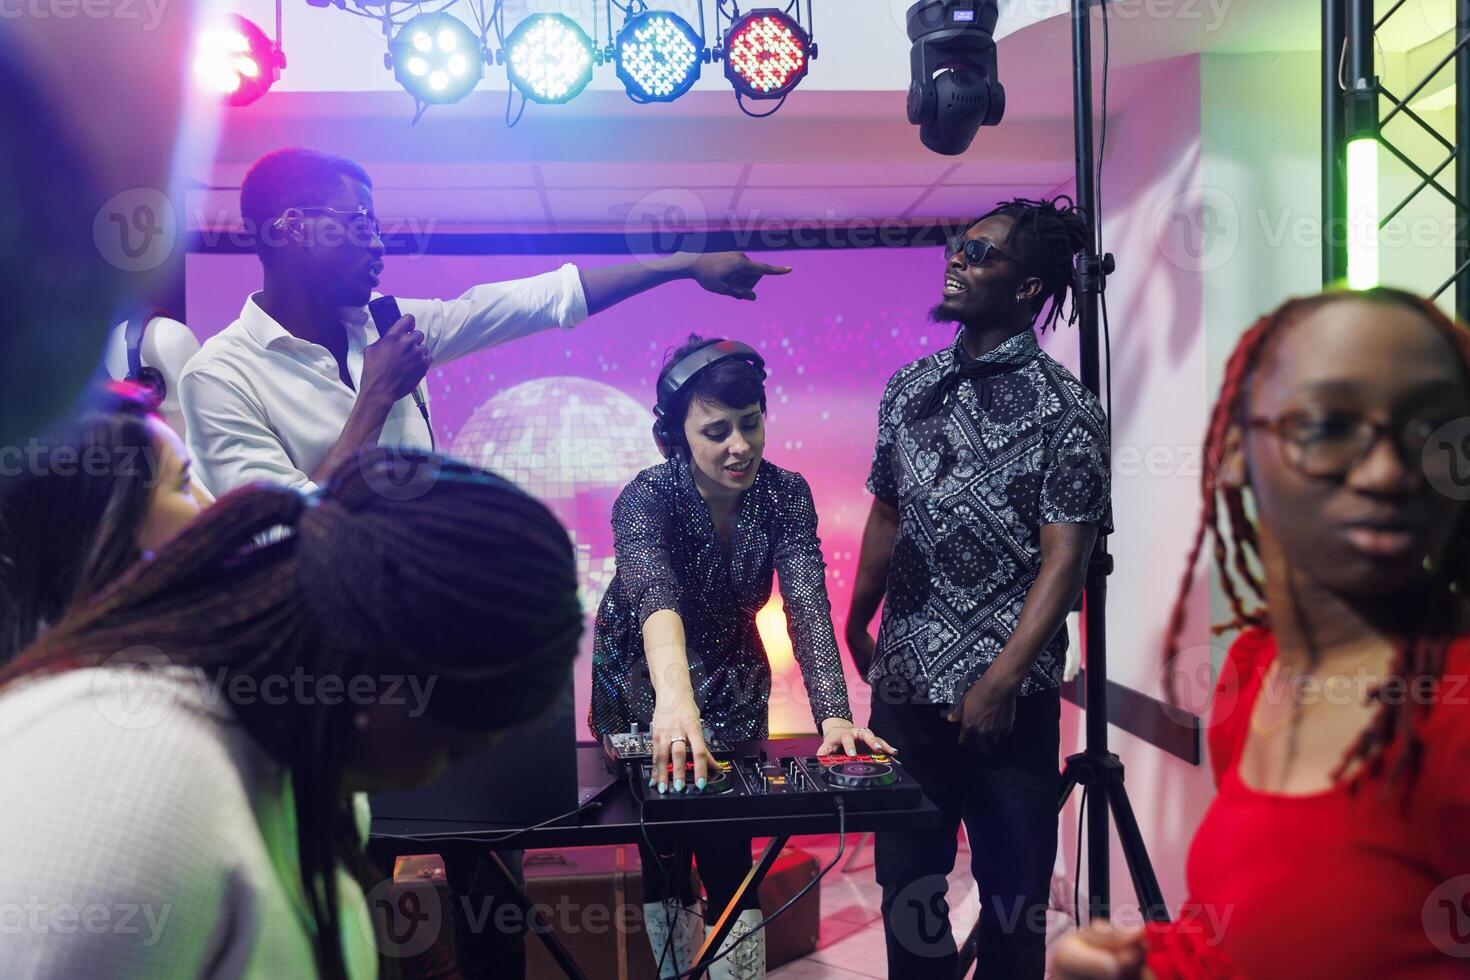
[696,777,707,791]
[674,779,684,792]
[658,781,667,794]
[648,776,656,787]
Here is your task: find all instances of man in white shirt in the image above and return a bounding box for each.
[181,147,792,496]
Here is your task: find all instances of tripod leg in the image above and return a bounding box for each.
[1057,760,1082,812]
[1103,767,1168,920]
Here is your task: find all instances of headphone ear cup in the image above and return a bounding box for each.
[134,366,167,410]
[651,420,672,459]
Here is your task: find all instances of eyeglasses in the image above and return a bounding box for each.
[1239,409,1448,479]
[275,205,382,241]
[944,236,1025,270]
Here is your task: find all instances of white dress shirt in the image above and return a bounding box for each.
[181,264,588,495]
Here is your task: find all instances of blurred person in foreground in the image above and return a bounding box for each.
[1053,288,1470,979]
[0,449,583,979]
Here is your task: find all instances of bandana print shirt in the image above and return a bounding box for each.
[866,329,1112,704]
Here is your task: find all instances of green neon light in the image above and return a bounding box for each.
[1346,137,1379,290]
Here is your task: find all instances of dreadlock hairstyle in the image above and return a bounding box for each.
[972,195,1093,332]
[0,382,165,665]
[1163,287,1470,796]
[0,448,584,980]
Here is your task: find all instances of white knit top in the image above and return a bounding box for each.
[0,667,378,978]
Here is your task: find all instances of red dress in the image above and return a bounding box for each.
[1144,628,1470,979]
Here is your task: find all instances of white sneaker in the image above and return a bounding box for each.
[707,908,765,980]
[643,900,702,978]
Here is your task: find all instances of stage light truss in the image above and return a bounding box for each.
[1329,0,1470,313]
[208,1,820,118]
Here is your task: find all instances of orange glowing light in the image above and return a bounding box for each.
[755,595,797,674]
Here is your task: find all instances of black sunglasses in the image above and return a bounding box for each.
[944,236,1026,271]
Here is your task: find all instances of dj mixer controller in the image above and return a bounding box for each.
[603,727,924,819]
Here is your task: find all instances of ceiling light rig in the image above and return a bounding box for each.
[504,12,597,105]
[193,10,285,106]
[614,10,704,103]
[389,12,485,105]
[715,2,817,116]
[209,1,821,122]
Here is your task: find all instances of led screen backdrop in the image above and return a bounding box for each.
[186,246,1089,735]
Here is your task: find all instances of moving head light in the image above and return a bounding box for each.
[905,0,1005,155]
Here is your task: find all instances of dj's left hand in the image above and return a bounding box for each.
[947,666,1021,755]
[686,252,792,301]
[817,718,898,757]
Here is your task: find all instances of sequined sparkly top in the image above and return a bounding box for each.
[588,457,852,742]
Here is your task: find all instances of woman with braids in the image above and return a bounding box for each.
[847,196,1110,979]
[0,382,213,665]
[1053,287,1470,979]
[0,448,583,979]
[589,334,891,980]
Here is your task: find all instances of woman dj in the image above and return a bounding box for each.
[589,335,894,980]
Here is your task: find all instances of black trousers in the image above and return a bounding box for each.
[441,846,527,980]
[637,834,758,916]
[871,689,1061,980]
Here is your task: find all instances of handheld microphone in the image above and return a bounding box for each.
[367,295,435,450]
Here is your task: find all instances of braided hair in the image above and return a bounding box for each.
[0,448,584,979]
[1163,287,1470,796]
[973,196,1092,332]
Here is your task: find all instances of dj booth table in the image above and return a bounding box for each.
[373,738,942,980]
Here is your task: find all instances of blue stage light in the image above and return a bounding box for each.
[615,11,702,103]
[390,12,483,105]
[505,13,596,105]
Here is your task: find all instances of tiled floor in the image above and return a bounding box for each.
[766,833,1073,979]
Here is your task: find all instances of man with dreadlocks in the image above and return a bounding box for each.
[1052,287,1470,979]
[846,197,1109,978]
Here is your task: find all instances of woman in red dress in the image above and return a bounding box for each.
[1053,287,1470,979]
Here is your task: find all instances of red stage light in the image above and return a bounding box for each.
[724,9,810,100]
[193,14,282,107]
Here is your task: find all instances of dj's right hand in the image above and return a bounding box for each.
[650,690,716,794]
[361,313,431,404]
